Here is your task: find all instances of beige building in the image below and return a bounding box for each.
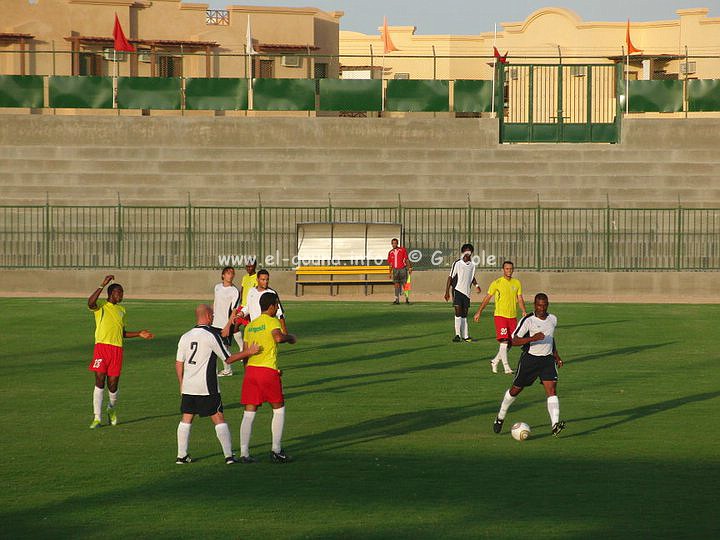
[340,7,720,81]
[1,0,343,78]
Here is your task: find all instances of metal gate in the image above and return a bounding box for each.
[499,64,623,143]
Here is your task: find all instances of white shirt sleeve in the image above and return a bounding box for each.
[513,316,531,340]
[449,260,458,278]
[176,335,187,363]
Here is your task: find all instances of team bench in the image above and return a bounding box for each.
[295,265,393,296]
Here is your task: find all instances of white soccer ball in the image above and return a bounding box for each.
[511,422,531,441]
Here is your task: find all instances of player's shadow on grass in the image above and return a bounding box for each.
[566,341,677,365]
[293,352,475,389]
[564,390,720,439]
[561,319,632,330]
[286,400,533,454]
[291,343,439,371]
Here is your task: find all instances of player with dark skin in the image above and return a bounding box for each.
[87,275,154,395]
[443,249,481,313]
[506,295,563,399]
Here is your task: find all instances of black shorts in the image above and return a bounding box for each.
[512,352,558,388]
[453,290,470,311]
[181,393,224,417]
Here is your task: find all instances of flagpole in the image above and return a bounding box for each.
[491,23,497,117]
[114,50,118,110]
[625,45,629,114]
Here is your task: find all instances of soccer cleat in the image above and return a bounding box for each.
[217,369,233,377]
[504,369,514,375]
[490,361,499,374]
[463,337,473,342]
[493,417,504,434]
[392,299,400,305]
[552,421,566,437]
[107,407,118,426]
[405,298,410,305]
[240,456,256,464]
[453,335,462,342]
[271,450,293,463]
[225,456,240,465]
[89,418,101,429]
[175,455,192,464]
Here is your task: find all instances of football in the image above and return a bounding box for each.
[511,422,531,441]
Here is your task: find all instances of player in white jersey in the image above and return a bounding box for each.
[240,269,287,333]
[492,293,567,437]
[175,304,260,465]
[444,243,482,342]
[212,266,242,377]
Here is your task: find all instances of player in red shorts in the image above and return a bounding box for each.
[473,261,526,374]
[238,292,297,463]
[87,275,154,429]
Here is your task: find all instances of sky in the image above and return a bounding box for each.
[202,1,720,35]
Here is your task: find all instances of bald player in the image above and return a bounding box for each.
[175,304,260,464]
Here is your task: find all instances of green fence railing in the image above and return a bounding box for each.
[185,78,248,111]
[49,76,113,108]
[0,75,44,108]
[628,80,684,113]
[1,205,718,271]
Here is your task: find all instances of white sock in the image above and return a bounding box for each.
[498,390,516,420]
[461,317,469,339]
[240,411,256,457]
[108,390,118,409]
[454,316,462,336]
[177,421,192,458]
[499,342,510,370]
[215,422,233,458]
[271,407,285,453]
[221,357,232,372]
[93,386,104,419]
[547,396,560,425]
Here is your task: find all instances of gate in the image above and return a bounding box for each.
[499,63,623,143]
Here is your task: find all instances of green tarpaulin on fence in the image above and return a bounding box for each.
[385,80,449,112]
[185,78,248,110]
[117,77,181,110]
[253,78,315,111]
[453,80,493,113]
[0,75,44,108]
[319,79,382,111]
[628,80,683,113]
[688,79,720,112]
[49,76,113,109]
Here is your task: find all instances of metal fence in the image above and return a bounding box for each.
[2,204,718,271]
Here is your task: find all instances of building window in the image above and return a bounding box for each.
[258,59,274,78]
[158,55,183,77]
[79,52,103,76]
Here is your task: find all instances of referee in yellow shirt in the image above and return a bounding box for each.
[473,261,526,374]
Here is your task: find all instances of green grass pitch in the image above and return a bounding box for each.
[1,298,718,539]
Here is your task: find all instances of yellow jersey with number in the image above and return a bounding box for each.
[244,314,281,370]
[487,277,522,319]
[91,299,125,347]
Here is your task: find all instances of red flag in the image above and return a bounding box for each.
[493,46,508,64]
[626,19,642,55]
[113,14,135,52]
[382,16,398,54]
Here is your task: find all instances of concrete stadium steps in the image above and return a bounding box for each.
[0,158,717,177]
[0,115,718,207]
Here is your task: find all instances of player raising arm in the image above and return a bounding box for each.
[87,275,153,429]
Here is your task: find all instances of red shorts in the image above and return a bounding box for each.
[89,343,124,377]
[494,316,517,342]
[241,366,284,405]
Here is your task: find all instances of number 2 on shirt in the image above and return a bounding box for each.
[188,342,198,365]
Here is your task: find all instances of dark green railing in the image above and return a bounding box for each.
[1,204,718,271]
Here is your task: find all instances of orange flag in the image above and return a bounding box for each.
[626,19,642,54]
[382,16,398,54]
[113,14,135,52]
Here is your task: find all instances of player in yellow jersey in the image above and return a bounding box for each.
[87,275,154,429]
[239,259,258,308]
[473,261,526,374]
[237,292,296,463]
